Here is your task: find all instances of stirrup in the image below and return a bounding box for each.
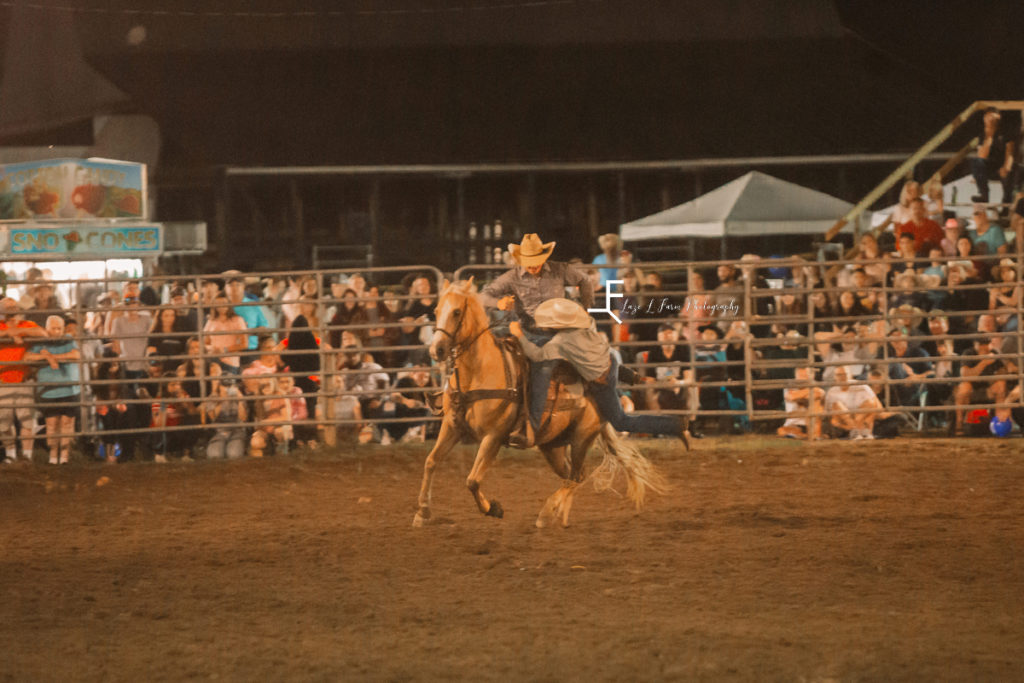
[508,420,535,449]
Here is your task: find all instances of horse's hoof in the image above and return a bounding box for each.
[412,510,430,527]
[535,516,547,529]
[485,500,504,519]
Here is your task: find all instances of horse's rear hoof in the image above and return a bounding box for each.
[413,510,430,527]
[485,500,504,519]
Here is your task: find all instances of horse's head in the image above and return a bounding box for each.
[429,277,480,361]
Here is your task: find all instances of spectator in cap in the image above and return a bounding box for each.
[223,270,268,354]
[940,218,961,257]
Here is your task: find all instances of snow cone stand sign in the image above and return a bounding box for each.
[0,224,163,259]
[0,158,146,221]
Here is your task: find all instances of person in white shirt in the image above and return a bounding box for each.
[824,365,883,440]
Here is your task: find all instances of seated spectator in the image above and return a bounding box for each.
[825,365,883,440]
[241,335,282,395]
[850,268,881,314]
[329,288,368,347]
[833,290,867,322]
[923,175,944,222]
[970,107,1018,205]
[968,207,1009,278]
[888,275,928,315]
[642,323,693,415]
[921,310,957,414]
[403,274,436,322]
[815,324,877,384]
[988,259,1020,331]
[202,368,248,460]
[864,368,905,439]
[941,265,986,341]
[953,337,1008,436]
[279,373,314,447]
[919,248,948,290]
[756,328,807,414]
[949,235,979,278]
[363,285,398,355]
[889,232,921,280]
[777,366,825,440]
[260,276,288,338]
[24,315,81,465]
[806,286,832,335]
[203,294,247,374]
[692,325,730,434]
[890,180,921,225]
[890,304,926,337]
[896,197,944,254]
[169,286,198,332]
[335,342,390,444]
[940,218,961,257]
[250,377,291,457]
[383,368,437,443]
[887,330,933,406]
[150,372,200,463]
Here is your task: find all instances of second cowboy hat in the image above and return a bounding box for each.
[533,298,592,329]
[509,233,556,267]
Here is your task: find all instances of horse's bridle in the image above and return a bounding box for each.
[434,295,493,360]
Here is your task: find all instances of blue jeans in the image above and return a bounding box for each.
[971,156,1017,203]
[587,355,682,436]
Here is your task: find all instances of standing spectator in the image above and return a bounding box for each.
[110,294,152,389]
[970,107,1019,205]
[93,355,132,463]
[592,233,626,289]
[24,316,80,464]
[278,298,323,443]
[334,342,389,444]
[363,285,397,358]
[169,286,198,333]
[261,276,288,338]
[203,294,248,374]
[223,270,268,355]
[896,198,944,254]
[280,275,303,328]
[988,259,1021,331]
[921,311,957,424]
[23,279,64,327]
[146,305,189,372]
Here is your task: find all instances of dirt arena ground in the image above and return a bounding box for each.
[2,435,1023,682]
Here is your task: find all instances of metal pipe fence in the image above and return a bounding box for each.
[0,251,1020,461]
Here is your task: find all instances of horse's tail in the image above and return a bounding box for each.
[589,423,669,510]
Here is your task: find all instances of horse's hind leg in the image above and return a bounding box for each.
[536,444,572,529]
[555,420,603,528]
[413,418,461,527]
[467,434,505,518]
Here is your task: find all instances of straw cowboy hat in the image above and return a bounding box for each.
[598,233,622,252]
[509,233,555,267]
[533,298,592,329]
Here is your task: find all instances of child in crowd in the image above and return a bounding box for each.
[250,377,292,457]
[150,373,200,462]
[278,373,314,448]
[203,365,248,460]
[93,357,133,463]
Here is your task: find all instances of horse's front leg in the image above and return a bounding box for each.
[466,434,505,518]
[413,417,461,527]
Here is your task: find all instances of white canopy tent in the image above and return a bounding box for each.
[620,171,862,253]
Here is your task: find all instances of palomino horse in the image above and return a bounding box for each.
[414,279,666,528]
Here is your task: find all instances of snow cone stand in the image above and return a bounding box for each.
[0,158,204,302]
